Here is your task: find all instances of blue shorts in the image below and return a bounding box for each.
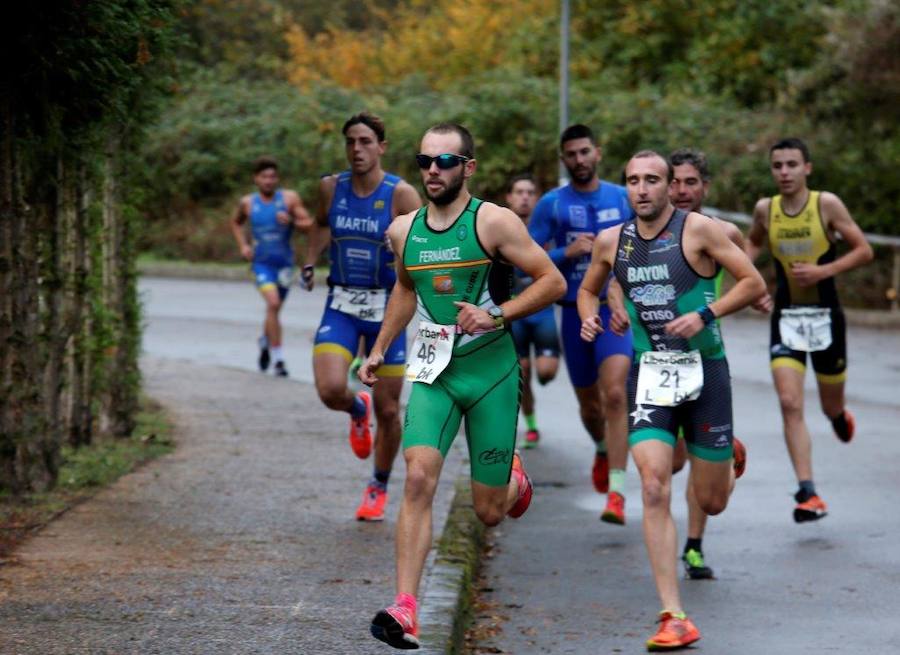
[511,306,560,359]
[560,303,633,388]
[313,298,407,377]
[252,262,293,300]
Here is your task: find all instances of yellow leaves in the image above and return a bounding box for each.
[285,0,554,91]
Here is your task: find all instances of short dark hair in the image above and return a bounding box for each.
[253,156,278,174]
[425,123,475,159]
[506,173,536,194]
[630,150,673,182]
[770,137,810,162]
[669,148,710,181]
[342,111,386,142]
[560,124,595,148]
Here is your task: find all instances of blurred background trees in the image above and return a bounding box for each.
[3,0,897,491]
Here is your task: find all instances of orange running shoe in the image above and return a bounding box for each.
[507,452,533,519]
[524,429,540,449]
[349,390,373,459]
[732,437,747,479]
[601,491,625,525]
[371,603,419,649]
[356,484,387,522]
[592,451,609,493]
[646,610,701,651]
[794,494,828,523]
[832,408,855,443]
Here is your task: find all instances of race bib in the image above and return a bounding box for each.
[636,350,704,407]
[779,307,832,353]
[406,321,455,384]
[329,286,387,322]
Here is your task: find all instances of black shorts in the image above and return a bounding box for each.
[627,356,734,462]
[770,306,847,383]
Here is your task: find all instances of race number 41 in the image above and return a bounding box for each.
[636,350,704,407]
[406,321,454,384]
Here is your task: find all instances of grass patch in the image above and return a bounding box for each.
[0,396,175,560]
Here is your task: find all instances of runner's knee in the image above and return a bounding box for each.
[600,385,627,414]
[403,463,438,503]
[473,500,506,527]
[317,385,349,411]
[639,471,670,508]
[777,391,804,418]
[694,486,728,516]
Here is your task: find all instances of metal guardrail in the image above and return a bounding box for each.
[703,206,900,313]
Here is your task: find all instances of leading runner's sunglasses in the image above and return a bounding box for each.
[415,153,470,170]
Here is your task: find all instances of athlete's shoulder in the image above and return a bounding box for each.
[476,199,518,224]
[391,178,422,213]
[752,196,773,219]
[817,190,847,213]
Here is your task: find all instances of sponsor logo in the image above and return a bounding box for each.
[640,309,675,321]
[641,352,698,366]
[630,404,655,425]
[777,226,811,239]
[457,224,468,240]
[619,239,635,260]
[650,230,678,254]
[568,205,588,228]
[477,447,511,466]
[317,325,331,334]
[714,434,730,448]
[627,264,670,283]
[624,222,636,235]
[771,343,792,356]
[464,270,479,297]
[778,240,813,256]
[419,247,461,263]
[347,248,372,260]
[597,208,621,224]
[412,235,428,243]
[433,274,455,293]
[630,284,676,306]
[335,214,380,234]
[701,423,732,433]
[418,324,452,341]
[374,199,385,210]
[337,197,348,209]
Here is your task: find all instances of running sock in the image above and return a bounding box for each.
[796,480,817,503]
[396,593,417,614]
[271,346,284,362]
[371,469,390,491]
[595,440,608,454]
[684,537,703,554]
[524,414,538,431]
[350,394,367,418]
[609,468,626,495]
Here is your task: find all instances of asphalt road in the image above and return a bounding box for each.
[467,308,900,653]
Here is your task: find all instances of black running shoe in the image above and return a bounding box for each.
[683,548,714,579]
[274,361,288,377]
[258,336,270,371]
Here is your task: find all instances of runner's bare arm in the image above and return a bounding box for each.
[302,177,336,284]
[359,213,418,385]
[229,196,253,261]
[576,226,619,341]
[606,278,631,336]
[392,180,422,217]
[286,189,313,232]
[791,192,873,287]
[745,198,770,262]
[479,204,565,322]
[698,214,766,317]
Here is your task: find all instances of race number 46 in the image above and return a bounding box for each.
[406,321,454,384]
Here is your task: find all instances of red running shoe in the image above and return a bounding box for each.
[794,494,828,523]
[507,452,533,519]
[732,437,747,479]
[592,451,609,493]
[524,429,540,449]
[371,603,419,649]
[646,610,701,651]
[349,390,373,459]
[601,491,625,525]
[356,484,387,522]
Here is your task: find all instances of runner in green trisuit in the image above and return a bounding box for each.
[358,123,565,650]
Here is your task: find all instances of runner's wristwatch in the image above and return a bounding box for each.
[488,305,505,329]
[696,304,716,326]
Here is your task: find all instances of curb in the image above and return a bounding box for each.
[418,475,486,654]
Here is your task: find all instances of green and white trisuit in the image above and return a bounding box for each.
[614,209,734,461]
[402,198,520,486]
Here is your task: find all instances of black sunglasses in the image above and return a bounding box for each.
[415,153,470,170]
